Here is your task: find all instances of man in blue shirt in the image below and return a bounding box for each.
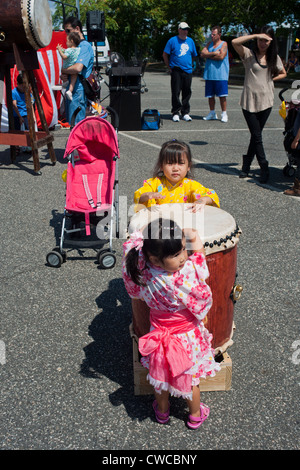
[62,17,94,125]
[163,22,197,122]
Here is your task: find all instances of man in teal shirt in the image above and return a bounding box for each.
[62,17,94,125]
[201,25,229,122]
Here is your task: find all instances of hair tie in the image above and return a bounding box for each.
[130,230,144,251]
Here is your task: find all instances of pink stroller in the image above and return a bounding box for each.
[46,115,120,269]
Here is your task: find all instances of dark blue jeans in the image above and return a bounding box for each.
[65,85,87,126]
[171,67,192,116]
[242,107,272,166]
[14,115,29,131]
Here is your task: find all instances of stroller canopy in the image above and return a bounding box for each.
[63,116,119,163]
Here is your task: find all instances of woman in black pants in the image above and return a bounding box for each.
[232,26,286,183]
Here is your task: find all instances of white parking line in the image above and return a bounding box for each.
[119,132,161,149]
[121,127,284,133]
[119,131,300,199]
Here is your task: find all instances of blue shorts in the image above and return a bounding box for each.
[205,80,228,98]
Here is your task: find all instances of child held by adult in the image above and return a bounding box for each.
[134,140,220,212]
[122,218,220,428]
[57,32,81,101]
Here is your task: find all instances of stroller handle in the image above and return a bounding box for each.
[279,88,289,102]
[107,106,119,131]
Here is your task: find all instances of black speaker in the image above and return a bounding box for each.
[110,90,141,131]
[86,11,105,42]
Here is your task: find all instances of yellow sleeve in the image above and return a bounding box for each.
[134,178,160,211]
[188,180,220,207]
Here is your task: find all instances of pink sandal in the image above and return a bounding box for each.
[187,402,210,430]
[152,400,170,424]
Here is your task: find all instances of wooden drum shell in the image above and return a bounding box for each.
[0,0,52,51]
[205,245,237,351]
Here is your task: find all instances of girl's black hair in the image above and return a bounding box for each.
[126,218,183,286]
[153,140,193,178]
[254,25,279,77]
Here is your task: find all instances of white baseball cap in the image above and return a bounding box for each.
[178,22,190,29]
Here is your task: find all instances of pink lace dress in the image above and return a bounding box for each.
[122,239,221,399]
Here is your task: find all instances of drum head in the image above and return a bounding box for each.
[22,0,53,49]
[128,204,241,255]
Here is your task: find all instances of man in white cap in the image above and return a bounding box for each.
[163,22,198,122]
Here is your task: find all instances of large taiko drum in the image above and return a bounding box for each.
[128,204,242,353]
[0,0,52,51]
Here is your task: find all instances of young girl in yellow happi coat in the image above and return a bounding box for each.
[134,140,220,212]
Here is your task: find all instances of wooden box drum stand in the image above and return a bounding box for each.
[0,45,56,174]
[127,204,243,395]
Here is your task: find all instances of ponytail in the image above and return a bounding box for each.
[125,247,145,286]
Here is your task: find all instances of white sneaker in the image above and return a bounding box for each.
[203,110,218,120]
[172,114,180,122]
[182,114,192,121]
[221,111,228,123]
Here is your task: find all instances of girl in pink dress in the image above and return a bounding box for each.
[122,218,220,429]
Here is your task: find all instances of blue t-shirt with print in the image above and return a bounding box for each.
[164,36,197,74]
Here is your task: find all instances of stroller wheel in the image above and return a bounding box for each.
[97,250,116,269]
[46,249,64,268]
[283,164,295,177]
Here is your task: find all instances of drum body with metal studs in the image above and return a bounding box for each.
[128,204,242,353]
[0,0,52,51]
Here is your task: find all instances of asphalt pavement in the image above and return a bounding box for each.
[0,70,299,452]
